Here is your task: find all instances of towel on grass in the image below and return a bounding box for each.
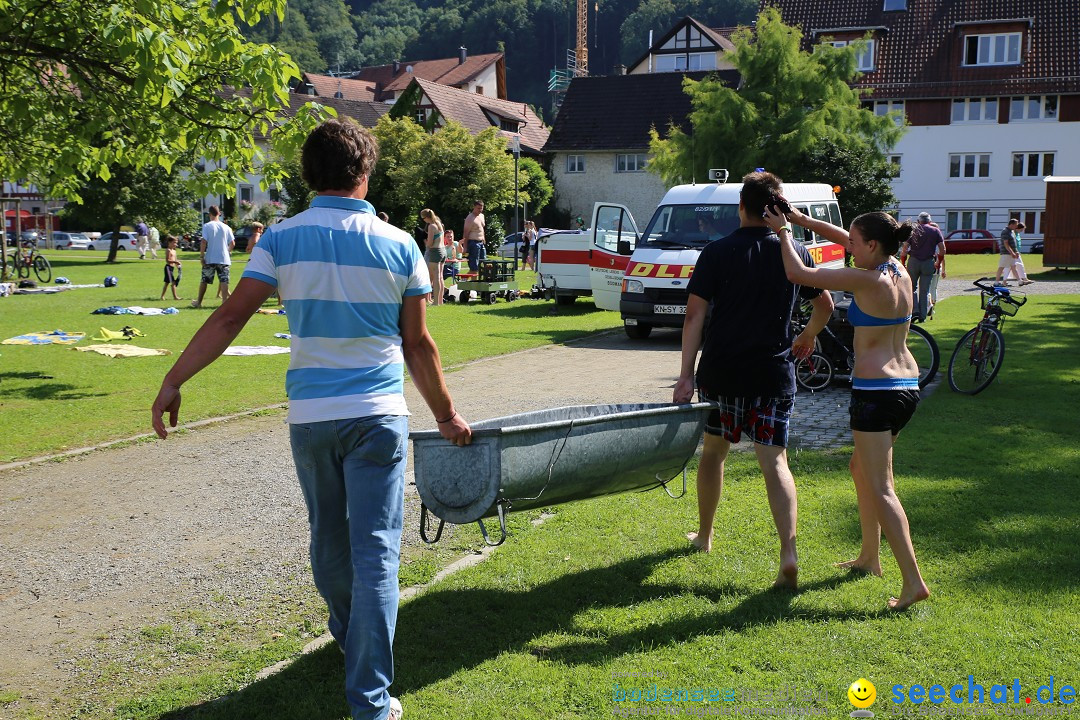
[222,345,291,356]
[74,344,171,358]
[3,330,86,345]
[92,306,179,315]
[256,308,286,315]
[90,326,145,342]
[274,333,292,339]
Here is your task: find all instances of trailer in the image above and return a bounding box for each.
[1043,177,1080,270]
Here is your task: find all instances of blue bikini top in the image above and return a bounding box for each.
[847,261,912,327]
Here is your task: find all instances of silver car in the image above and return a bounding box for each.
[52,232,92,250]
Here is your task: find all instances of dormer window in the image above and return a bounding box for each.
[963,33,1021,66]
[500,118,519,132]
[831,39,875,71]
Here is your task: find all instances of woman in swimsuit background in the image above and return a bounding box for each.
[421,208,446,306]
[763,204,930,611]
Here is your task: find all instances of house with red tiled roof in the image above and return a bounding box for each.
[770,0,1080,238]
[294,72,377,103]
[627,16,738,74]
[387,77,548,157]
[349,49,505,103]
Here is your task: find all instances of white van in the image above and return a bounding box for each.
[619,181,846,338]
[532,181,846,331]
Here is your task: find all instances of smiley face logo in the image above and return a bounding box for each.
[848,678,877,709]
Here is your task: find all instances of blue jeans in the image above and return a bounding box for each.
[290,415,408,720]
[466,240,485,272]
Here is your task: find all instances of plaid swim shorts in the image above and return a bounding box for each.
[699,391,795,448]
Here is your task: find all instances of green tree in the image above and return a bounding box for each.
[277,158,316,217]
[0,0,326,202]
[648,7,904,186]
[787,138,898,224]
[519,157,554,218]
[367,116,516,231]
[60,166,201,260]
[246,7,328,72]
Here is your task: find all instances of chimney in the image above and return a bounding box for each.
[393,60,401,74]
[459,46,467,65]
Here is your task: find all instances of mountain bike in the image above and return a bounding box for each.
[7,240,52,283]
[947,278,1027,395]
[793,296,940,392]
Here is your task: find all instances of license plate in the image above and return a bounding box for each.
[654,304,686,315]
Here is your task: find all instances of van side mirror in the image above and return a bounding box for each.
[617,239,633,255]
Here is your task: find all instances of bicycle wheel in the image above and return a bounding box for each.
[796,353,834,392]
[907,324,940,389]
[948,326,1005,395]
[14,254,30,279]
[33,254,52,283]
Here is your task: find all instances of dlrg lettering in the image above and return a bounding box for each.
[891,677,1076,706]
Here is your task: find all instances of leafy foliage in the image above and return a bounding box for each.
[367,116,516,231]
[649,8,905,187]
[59,165,202,259]
[0,0,328,200]
[787,139,899,225]
[519,157,554,219]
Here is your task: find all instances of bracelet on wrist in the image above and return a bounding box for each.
[436,411,457,424]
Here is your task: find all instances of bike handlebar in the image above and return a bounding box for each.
[973,277,1028,308]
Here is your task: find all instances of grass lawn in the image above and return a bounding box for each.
[0,251,619,462]
[66,290,1078,720]
[941,251,1048,280]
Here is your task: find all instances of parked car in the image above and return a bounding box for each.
[1028,239,1044,254]
[943,228,996,254]
[92,231,139,251]
[499,231,525,258]
[232,225,257,252]
[52,231,92,250]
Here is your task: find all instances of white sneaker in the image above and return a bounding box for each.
[388,697,403,719]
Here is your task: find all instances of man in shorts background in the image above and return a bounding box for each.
[673,171,833,590]
[191,205,235,308]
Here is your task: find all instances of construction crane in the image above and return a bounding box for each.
[575,0,588,77]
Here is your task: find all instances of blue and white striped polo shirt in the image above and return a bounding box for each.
[242,196,431,424]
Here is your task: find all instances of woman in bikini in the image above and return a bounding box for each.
[764,205,930,611]
[420,208,446,306]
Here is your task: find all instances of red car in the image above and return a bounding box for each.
[944,228,996,254]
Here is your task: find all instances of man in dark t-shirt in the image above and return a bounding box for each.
[673,171,833,590]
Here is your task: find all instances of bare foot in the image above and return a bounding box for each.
[888,584,930,611]
[687,531,712,553]
[835,558,883,576]
[773,559,798,590]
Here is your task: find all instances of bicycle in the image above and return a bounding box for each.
[6,240,52,283]
[793,296,940,392]
[947,278,1027,395]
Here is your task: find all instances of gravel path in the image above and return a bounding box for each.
[2,272,1076,710]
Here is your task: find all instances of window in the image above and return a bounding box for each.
[831,39,875,71]
[500,119,519,132]
[1010,95,1058,121]
[883,0,906,9]
[653,52,716,72]
[1012,152,1055,178]
[239,185,253,203]
[963,33,1021,66]
[949,153,991,179]
[863,100,905,125]
[1007,210,1044,236]
[616,154,647,173]
[951,97,998,123]
[946,210,989,233]
[889,155,902,176]
[415,109,426,124]
[566,155,585,173]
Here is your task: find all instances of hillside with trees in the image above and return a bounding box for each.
[243,0,757,115]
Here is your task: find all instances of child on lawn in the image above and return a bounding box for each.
[160,235,183,301]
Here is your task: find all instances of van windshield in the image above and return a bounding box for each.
[638,204,740,249]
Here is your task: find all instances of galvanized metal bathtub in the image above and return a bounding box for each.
[410,402,714,545]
